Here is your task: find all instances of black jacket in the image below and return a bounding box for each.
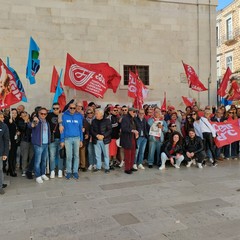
[120,114,137,149]
[90,118,112,144]
[163,141,183,158]
[135,116,149,138]
[184,135,204,154]
[17,118,32,142]
[0,121,10,156]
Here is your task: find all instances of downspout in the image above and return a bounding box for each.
[208,0,212,105]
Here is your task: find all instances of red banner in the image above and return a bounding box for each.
[128,71,137,98]
[211,120,240,148]
[182,61,207,92]
[0,59,22,110]
[64,53,121,98]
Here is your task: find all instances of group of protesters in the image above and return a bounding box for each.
[0,99,239,193]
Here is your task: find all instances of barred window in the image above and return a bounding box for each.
[123,65,149,85]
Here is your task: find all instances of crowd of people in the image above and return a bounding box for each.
[0,100,239,194]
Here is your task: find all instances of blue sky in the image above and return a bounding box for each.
[217,0,234,10]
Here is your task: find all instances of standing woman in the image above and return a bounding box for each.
[6,108,20,176]
[120,107,139,174]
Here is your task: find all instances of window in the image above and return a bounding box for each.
[226,16,232,40]
[226,54,233,70]
[216,25,220,47]
[123,65,149,85]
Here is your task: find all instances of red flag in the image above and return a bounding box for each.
[182,61,208,92]
[217,67,232,97]
[58,93,66,112]
[50,66,63,93]
[182,96,195,107]
[0,59,22,110]
[212,119,240,147]
[128,71,137,98]
[82,100,88,110]
[64,53,121,98]
[227,79,240,100]
[161,92,166,110]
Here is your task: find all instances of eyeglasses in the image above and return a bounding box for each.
[113,110,118,112]
[87,112,93,114]
[122,109,128,112]
[191,113,196,115]
[171,125,177,127]
[39,112,47,116]
[229,112,234,114]
[53,108,59,110]
[70,107,76,110]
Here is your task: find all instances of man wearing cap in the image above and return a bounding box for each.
[120,107,139,174]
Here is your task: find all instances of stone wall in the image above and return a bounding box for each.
[0,0,217,111]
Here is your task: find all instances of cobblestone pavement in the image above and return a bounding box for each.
[1,160,240,240]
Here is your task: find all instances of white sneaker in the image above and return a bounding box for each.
[233,157,238,160]
[197,163,203,169]
[36,177,43,183]
[226,158,230,160]
[93,164,97,170]
[41,174,49,181]
[58,170,63,178]
[88,165,93,171]
[50,171,55,179]
[174,164,180,169]
[119,161,124,168]
[133,164,138,170]
[159,165,165,170]
[138,164,145,170]
[186,160,193,168]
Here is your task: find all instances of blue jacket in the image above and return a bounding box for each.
[60,110,83,142]
[29,119,51,146]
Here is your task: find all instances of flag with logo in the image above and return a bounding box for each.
[7,57,27,102]
[52,68,66,111]
[26,37,40,84]
[182,96,195,107]
[64,53,121,98]
[217,67,232,97]
[0,59,22,110]
[182,61,207,92]
[161,92,166,111]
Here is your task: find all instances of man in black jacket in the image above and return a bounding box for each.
[90,108,112,173]
[0,112,10,194]
[184,128,206,168]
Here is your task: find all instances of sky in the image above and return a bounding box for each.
[217,0,234,11]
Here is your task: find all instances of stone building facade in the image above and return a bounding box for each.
[0,0,217,111]
[217,0,240,80]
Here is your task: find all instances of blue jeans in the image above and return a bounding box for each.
[87,142,96,166]
[94,141,109,170]
[65,137,80,174]
[134,137,147,165]
[161,152,184,167]
[49,139,63,171]
[148,140,162,165]
[33,144,49,178]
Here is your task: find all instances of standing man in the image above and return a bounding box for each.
[30,107,51,184]
[60,103,83,180]
[90,108,112,173]
[0,112,9,194]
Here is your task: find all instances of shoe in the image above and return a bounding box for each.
[225,158,230,161]
[0,189,5,195]
[131,168,138,172]
[88,165,93,171]
[73,173,79,179]
[93,164,97,170]
[174,164,180,169]
[202,160,206,167]
[22,172,26,177]
[124,170,132,174]
[159,165,165,170]
[197,163,203,169]
[217,157,224,161]
[65,173,71,180]
[81,168,87,172]
[93,169,101,172]
[26,171,33,179]
[133,164,138,170]
[109,165,115,170]
[119,161,124,168]
[36,177,43,183]
[105,169,110,174]
[148,165,153,169]
[2,184,7,188]
[58,170,63,178]
[233,157,238,161]
[50,170,55,179]
[138,164,145,170]
[212,161,218,167]
[41,175,49,181]
[10,172,17,177]
[186,160,193,168]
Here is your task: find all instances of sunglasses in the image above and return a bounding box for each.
[53,108,59,110]
[191,113,196,115]
[70,107,76,110]
[113,110,118,112]
[39,112,47,116]
[122,109,128,111]
[171,125,177,127]
[229,112,234,114]
[87,112,93,114]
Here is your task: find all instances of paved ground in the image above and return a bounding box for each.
[1,160,240,240]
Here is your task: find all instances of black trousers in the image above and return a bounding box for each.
[185,150,206,163]
[203,132,216,160]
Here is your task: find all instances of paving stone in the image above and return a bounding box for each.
[112,213,140,226]
[106,194,143,204]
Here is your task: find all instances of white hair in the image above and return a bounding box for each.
[95,108,104,115]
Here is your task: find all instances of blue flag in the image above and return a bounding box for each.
[53,69,63,104]
[26,37,40,84]
[7,57,28,102]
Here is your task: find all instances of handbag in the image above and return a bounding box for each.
[59,147,66,159]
